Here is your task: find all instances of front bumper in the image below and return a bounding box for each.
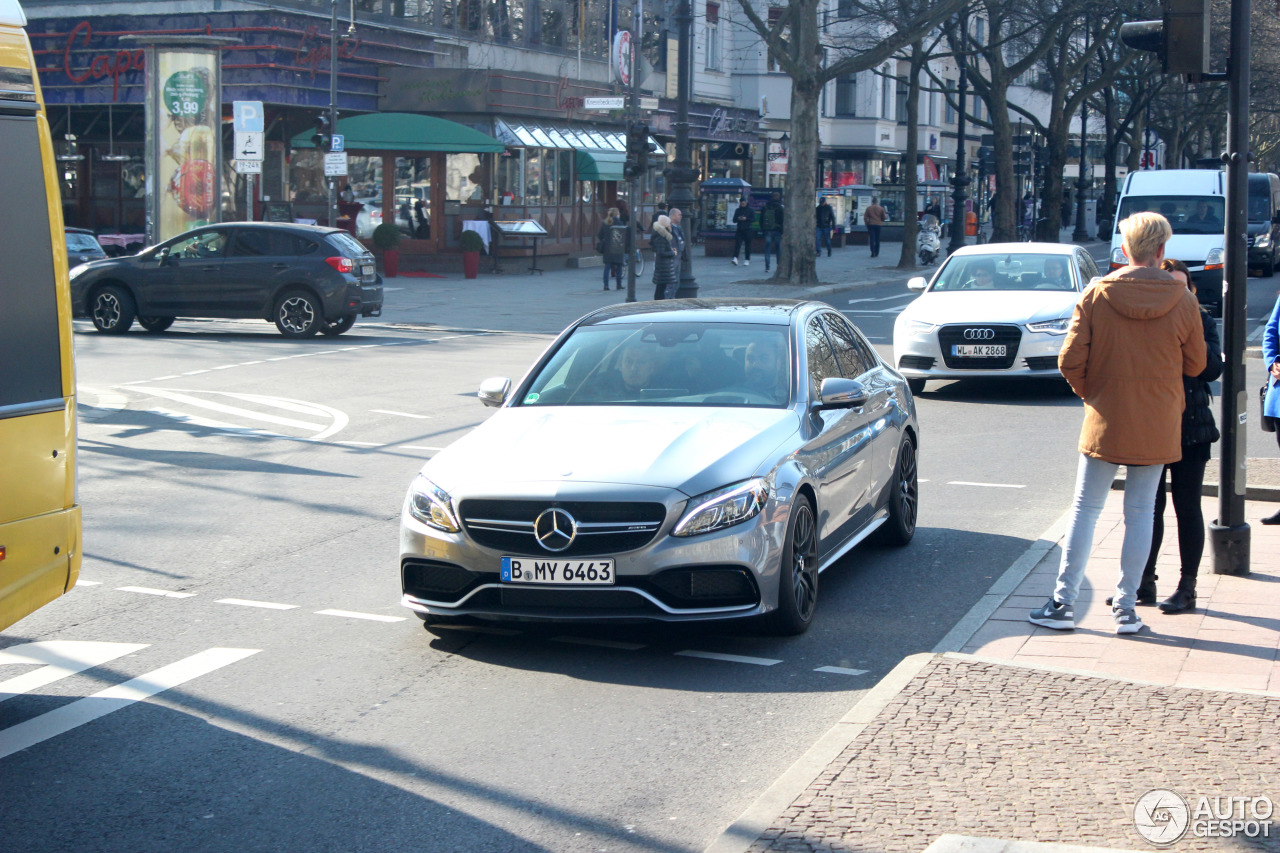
[398,486,786,624]
[894,323,1066,380]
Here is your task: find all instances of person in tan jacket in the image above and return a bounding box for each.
[1030,211,1206,635]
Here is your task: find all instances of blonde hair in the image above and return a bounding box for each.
[606,207,620,225]
[1119,211,1172,266]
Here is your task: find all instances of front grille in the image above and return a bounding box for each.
[402,559,480,603]
[1024,356,1060,371]
[648,567,759,608]
[458,499,667,557]
[937,325,1022,369]
[498,587,650,611]
[898,355,935,370]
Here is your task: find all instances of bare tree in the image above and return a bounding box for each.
[734,0,964,285]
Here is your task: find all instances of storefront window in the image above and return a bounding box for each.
[543,149,559,206]
[396,156,431,238]
[497,149,523,205]
[525,149,542,203]
[557,150,573,204]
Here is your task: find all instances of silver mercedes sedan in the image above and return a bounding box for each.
[399,299,920,635]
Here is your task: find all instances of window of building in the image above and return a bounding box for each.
[836,0,854,19]
[880,65,893,119]
[945,79,956,123]
[835,73,857,116]
[705,3,720,71]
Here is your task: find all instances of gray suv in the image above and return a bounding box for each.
[69,222,382,337]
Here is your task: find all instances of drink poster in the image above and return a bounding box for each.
[149,49,220,243]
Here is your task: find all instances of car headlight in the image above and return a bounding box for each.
[1205,247,1224,269]
[1026,317,1071,335]
[1111,247,1127,268]
[672,478,769,537]
[903,319,937,336]
[1256,231,1272,249]
[407,475,460,533]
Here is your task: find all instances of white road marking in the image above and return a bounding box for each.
[216,598,299,611]
[216,392,336,419]
[400,445,444,452]
[149,408,285,439]
[0,641,148,703]
[117,586,196,598]
[551,636,647,651]
[847,293,914,305]
[1248,322,1267,343]
[74,579,101,587]
[946,481,1026,489]
[0,648,259,760]
[336,441,382,447]
[814,665,869,676]
[315,609,407,623]
[371,409,433,419]
[150,374,182,381]
[239,361,263,366]
[209,364,238,371]
[144,389,325,431]
[182,370,209,376]
[675,650,782,666]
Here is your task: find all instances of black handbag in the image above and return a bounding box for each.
[1261,380,1277,433]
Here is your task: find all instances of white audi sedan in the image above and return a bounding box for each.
[892,243,1100,393]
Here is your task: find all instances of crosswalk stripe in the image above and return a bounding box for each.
[0,641,148,703]
[149,408,284,439]
[145,389,325,431]
[117,586,196,599]
[675,650,782,666]
[814,666,869,676]
[217,392,336,419]
[216,598,298,611]
[315,609,407,623]
[0,648,259,760]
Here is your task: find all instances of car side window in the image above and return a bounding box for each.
[169,231,229,260]
[291,236,319,256]
[823,313,873,378]
[806,316,841,396]
[1075,251,1097,285]
[230,229,272,257]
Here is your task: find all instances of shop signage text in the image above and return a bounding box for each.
[63,21,145,102]
[295,24,362,77]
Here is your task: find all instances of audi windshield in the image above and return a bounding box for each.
[517,322,793,408]
[929,253,1079,292]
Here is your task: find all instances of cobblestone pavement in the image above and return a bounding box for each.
[747,656,1280,853]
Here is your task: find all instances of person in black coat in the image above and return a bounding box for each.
[1138,257,1223,613]
[731,198,753,266]
[650,215,678,300]
[597,207,624,291]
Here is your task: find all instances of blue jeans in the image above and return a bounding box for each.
[867,225,882,256]
[1052,454,1163,610]
[815,227,832,255]
[764,231,781,268]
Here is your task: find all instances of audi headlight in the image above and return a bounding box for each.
[1256,232,1272,249]
[904,319,937,336]
[1205,247,1224,269]
[672,479,769,537]
[1026,317,1071,335]
[407,475,460,533]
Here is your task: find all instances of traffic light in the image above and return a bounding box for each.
[1119,0,1209,76]
[311,114,332,151]
[625,122,650,179]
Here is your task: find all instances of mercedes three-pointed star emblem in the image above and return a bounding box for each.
[533,507,577,552]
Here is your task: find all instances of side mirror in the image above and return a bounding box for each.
[478,376,511,408]
[815,377,868,410]
[907,276,927,292]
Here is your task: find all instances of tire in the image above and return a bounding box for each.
[137,316,175,333]
[907,378,927,395]
[765,494,819,636]
[90,284,136,334]
[274,289,321,338]
[874,435,918,546]
[320,314,357,337]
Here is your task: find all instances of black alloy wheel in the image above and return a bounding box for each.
[90,285,135,334]
[138,316,175,333]
[320,314,357,337]
[274,289,321,338]
[875,436,918,546]
[767,494,819,636]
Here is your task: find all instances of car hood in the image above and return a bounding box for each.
[422,406,801,497]
[901,290,1081,326]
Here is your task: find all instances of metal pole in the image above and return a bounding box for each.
[1210,0,1252,574]
[328,0,339,230]
[669,0,698,297]
[1072,98,1089,241]
[947,9,969,255]
[626,0,640,302]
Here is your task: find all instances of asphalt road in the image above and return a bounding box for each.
[4,264,1279,852]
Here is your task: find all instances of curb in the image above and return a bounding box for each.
[1110,475,1280,503]
[701,652,937,853]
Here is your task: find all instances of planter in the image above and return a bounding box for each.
[463,250,480,279]
[382,248,400,278]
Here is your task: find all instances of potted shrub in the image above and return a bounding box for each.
[372,223,402,277]
[459,229,486,279]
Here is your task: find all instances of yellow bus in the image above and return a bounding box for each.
[0,0,81,631]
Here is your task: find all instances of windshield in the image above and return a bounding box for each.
[1116,195,1225,235]
[65,232,102,252]
[930,253,1077,292]
[1249,192,1273,223]
[519,322,792,408]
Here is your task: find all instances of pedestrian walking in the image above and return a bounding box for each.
[731,198,753,266]
[815,197,835,257]
[650,214,678,300]
[597,207,624,291]
[863,196,887,258]
[1261,292,1280,525]
[1029,211,1206,635]
[761,192,784,272]
[669,207,688,275]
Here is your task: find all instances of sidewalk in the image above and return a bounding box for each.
[708,492,1280,853]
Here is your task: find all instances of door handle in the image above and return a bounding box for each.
[272,263,288,269]
[201,266,218,272]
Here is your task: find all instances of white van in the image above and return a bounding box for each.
[1109,169,1225,316]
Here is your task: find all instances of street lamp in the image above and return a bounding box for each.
[1072,24,1091,242]
[947,10,970,255]
[667,0,699,298]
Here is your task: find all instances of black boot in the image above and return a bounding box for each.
[1262,508,1280,525]
[1158,581,1197,614]
[1107,570,1156,607]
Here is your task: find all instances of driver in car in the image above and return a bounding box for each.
[743,339,788,403]
[965,259,1002,290]
[595,341,661,400]
[1041,257,1072,289]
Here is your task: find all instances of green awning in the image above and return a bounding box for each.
[290,112,504,153]
[575,149,627,181]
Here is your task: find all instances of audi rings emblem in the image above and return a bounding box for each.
[534,508,577,552]
[963,328,996,340]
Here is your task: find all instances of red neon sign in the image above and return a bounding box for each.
[63,21,145,102]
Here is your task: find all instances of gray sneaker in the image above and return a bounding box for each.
[1029,599,1074,630]
[1113,606,1143,634]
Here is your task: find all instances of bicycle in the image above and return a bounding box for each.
[624,246,644,277]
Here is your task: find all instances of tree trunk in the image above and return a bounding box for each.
[1040,89,1071,242]
[897,43,924,269]
[987,94,1017,242]
[777,72,821,285]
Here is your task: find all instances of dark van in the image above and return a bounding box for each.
[1249,172,1280,277]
